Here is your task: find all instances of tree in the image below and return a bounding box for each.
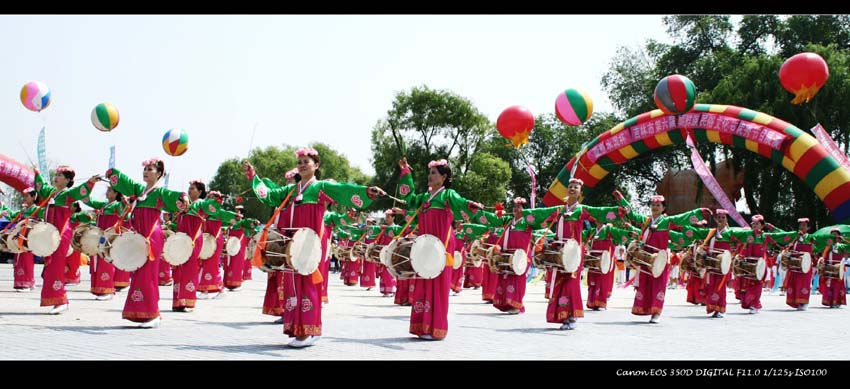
[369,86,494,210]
[600,15,850,228]
[209,143,372,221]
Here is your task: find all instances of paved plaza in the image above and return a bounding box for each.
[1,264,848,360]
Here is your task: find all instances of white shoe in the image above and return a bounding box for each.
[559,323,569,330]
[799,304,808,311]
[48,304,69,315]
[229,286,242,292]
[749,308,760,314]
[288,337,314,348]
[139,317,161,328]
[649,315,660,323]
[95,294,113,301]
[273,317,284,324]
[419,334,434,340]
[184,307,194,313]
[506,309,521,315]
[15,288,30,293]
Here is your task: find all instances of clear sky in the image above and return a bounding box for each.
[1,15,674,204]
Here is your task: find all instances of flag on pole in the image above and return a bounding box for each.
[108,145,116,169]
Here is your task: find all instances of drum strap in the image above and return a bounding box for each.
[443,227,454,267]
[145,219,161,262]
[533,208,561,253]
[252,186,298,267]
[701,228,717,248]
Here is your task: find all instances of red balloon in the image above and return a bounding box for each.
[779,52,829,104]
[496,106,535,148]
[0,154,35,193]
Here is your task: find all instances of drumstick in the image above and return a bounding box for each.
[384,194,407,205]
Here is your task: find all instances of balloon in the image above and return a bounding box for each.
[162,128,189,156]
[653,74,696,115]
[496,106,535,148]
[555,88,593,126]
[91,102,120,132]
[20,81,52,112]
[779,52,829,105]
[0,154,36,193]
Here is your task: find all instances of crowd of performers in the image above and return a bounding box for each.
[1,149,848,347]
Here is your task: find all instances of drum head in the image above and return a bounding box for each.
[199,233,217,260]
[111,232,149,272]
[80,227,103,257]
[561,239,581,273]
[599,250,612,274]
[226,236,241,256]
[71,224,89,252]
[719,250,732,275]
[6,228,24,253]
[289,228,321,275]
[28,222,60,257]
[382,239,400,270]
[379,244,393,267]
[163,232,194,266]
[511,249,528,275]
[452,250,463,270]
[410,234,445,279]
[651,250,668,278]
[755,257,767,281]
[800,252,812,274]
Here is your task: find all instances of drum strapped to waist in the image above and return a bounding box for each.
[225,236,241,256]
[532,239,581,273]
[259,227,321,275]
[817,260,845,281]
[690,246,732,276]
[9,220,61,257]
[467,240,498,268]
[72,224,105,257]
[0,231,8,252]
[103,227,150,272]
[382,234,446,280]
[198,232,217,260]
[487,247,528,275]
[584,249,612,274]
[350,241,369,262]
[732,256,766,281]
[625,241,668,278]
[365,242,387,264]
[162,231,195,266]
[334,244,353,262]
[778,250,812,274]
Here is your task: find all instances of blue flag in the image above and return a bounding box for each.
[37,126,49,181]
[164,173,170,189]
[108,145,115,169]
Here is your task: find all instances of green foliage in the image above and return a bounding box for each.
[601,15,850,228]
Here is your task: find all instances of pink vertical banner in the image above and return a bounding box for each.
[685,133,749,228]
[811,124,850,171]
[527,164,537,208]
